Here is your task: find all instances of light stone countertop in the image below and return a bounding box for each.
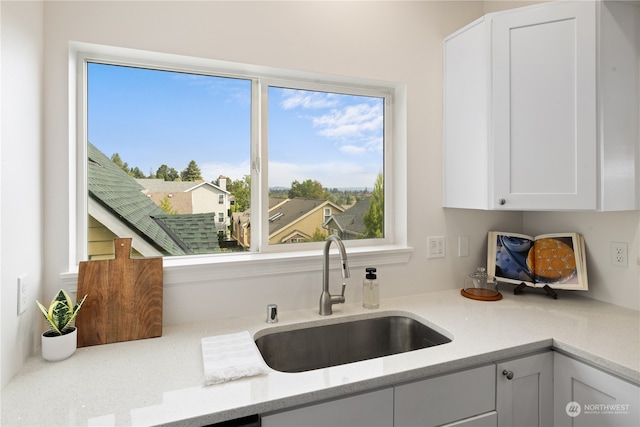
[1,289,639,426]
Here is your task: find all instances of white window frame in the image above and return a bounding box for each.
[61,42,410,289]
[323,207,331,223]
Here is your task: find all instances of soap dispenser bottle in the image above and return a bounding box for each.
[363,267,379,309]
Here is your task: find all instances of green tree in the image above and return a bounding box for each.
[159,195,178,215]
[268,188,288,198]
[288,179,326,199]
[306,227,328,242]
[130,166,146,178]
[227,175,251,212]
[156,164,179,181]
[110,153,129,174]
[180,160,202,181]
[362,172,384,238]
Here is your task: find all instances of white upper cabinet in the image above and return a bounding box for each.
[492,2,597,210]
[443,0,640,211]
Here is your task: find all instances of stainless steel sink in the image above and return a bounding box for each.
[254,314,452,373]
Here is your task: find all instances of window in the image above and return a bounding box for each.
[323,207,332,223]
[74,44,407,277]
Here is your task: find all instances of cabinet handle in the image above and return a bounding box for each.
[502,370,514,380]
[498,198,506,205]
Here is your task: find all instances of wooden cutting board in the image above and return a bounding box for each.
[75,238,163,347]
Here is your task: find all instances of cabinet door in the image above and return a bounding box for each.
[599,0,640,211]
[261,387,393,427]
[554,352,640,427]
[395,364,496,427]
[443,16,491,210]
[496,352,553,427]
[492,1,597,210]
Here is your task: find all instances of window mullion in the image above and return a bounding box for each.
[252,78,267,253]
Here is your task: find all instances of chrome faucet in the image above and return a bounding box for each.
[319,235,350,315]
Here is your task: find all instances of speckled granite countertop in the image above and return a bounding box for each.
[2,289,639,426]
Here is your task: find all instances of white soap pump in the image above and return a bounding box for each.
[363,267,379,309]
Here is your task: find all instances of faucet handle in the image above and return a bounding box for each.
[330,283,347,306]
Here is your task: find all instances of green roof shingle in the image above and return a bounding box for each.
[152,213,220,254]
[88,142,214,255]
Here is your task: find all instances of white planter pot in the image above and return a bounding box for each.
[41,327,77,362]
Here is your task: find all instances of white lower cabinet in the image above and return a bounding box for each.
[261,352,640,427]
[554,352,640,427]
[262,365,496,427]
[496,352,553,427]
[394,364,496,427]
[261,387,393,427]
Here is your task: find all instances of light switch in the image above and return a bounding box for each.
[427,236,446,259]
[458,235,470,257]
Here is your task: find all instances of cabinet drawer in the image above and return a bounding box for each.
[262,387,393,427]
[443,411,497,427]
[395,364,496,427]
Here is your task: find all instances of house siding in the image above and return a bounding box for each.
[87,216,142,260]
[269,207,336,244]
[191,185,223,214]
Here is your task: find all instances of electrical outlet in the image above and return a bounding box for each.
[17,274,28,315]
[427,236,445,259]
[610,241,628,268]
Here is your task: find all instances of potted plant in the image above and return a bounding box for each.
[36,289,87,361]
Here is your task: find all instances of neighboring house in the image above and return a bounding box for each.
[323,196,371,240]
[231,198,282,249]
[269,198,345,244]
[87,142,221,258]
[231,210,251,249]
[136,177,231,238]
[232,197,344,246]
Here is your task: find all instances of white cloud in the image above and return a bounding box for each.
[199,158,379,189]
[200,160,251,183]
[269,160,376,189]
[340,144,366,155]
[173,73,250,106]
[280,89,341,110]
[313,103,383,148]
[278,88,383,156]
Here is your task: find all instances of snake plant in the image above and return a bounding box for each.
[36,289,87,336]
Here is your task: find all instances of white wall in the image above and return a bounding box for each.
[525,211,640,310]
[2,0,637,388]
[39,0,522,321]
[0,0,44,388]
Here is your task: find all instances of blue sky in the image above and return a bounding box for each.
[88,63,384,189]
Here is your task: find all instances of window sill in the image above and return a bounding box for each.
[60,245,413,289]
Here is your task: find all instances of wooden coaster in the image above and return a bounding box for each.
[460,288,503,301]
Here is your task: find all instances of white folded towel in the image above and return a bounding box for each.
[201,331,268,385]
